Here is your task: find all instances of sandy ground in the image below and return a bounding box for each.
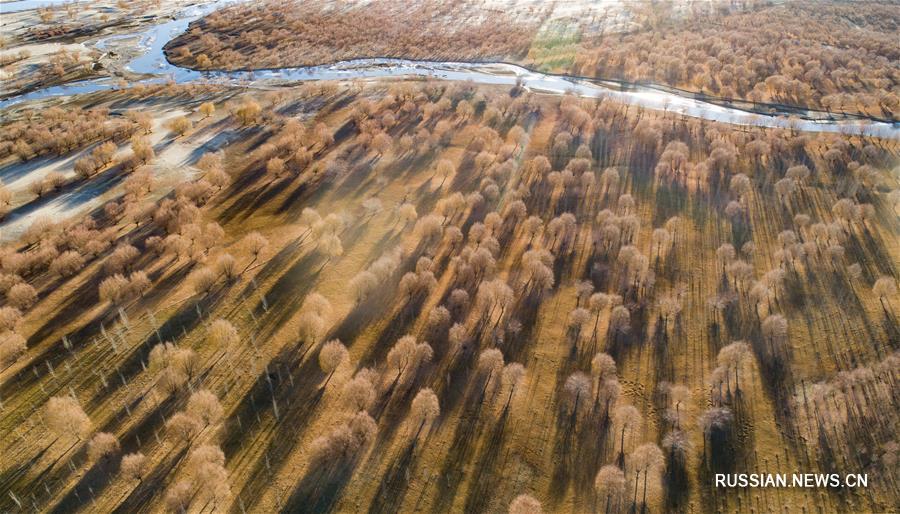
[0,107,207,241]
[0,0,222,93]
[0,41,88,61]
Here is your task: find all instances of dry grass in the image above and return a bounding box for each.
[0,76,897,514]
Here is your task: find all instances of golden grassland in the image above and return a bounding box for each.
[0,78,898,514]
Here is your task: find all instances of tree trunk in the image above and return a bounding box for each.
[631,470,640,511]
[641,466,649,513]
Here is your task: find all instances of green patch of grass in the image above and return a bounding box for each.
[527,20,581,72]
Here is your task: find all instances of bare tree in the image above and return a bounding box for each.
[149,343,198,395]
[45,396,92,441]
[699,407,734,469]
[199,102,215,119]
[0,306,22,332]
[500,363,526,408]
[50,251,85,277]
[310,410,377,464]
[87,432,120,462]
[477,348,504,397]
[595,464,626,514]
[627,443,664,513]
[0,330,27,366]
[120,452,148,482]
[568,307,593,343]
[186,389,224,427]
[209,319,239,348]
[167,412,203,444]
[164,480,194,512]
[6,283,37,310]
[235,99,262,125]
[716,341,751,394]
[409,387,440,438]
[167,116,192,138]
[187,444,230,505]
[387,335,433,386]
[319,339,349,388]
[508,494,542,514]
[591,352,617,401]
[342,370,377,412]
[613,404,641,464]
[190,267,218,297]
[564,372,592,419]
[761,314,788,356]
[609,305,630,342]
[873,276,897,313]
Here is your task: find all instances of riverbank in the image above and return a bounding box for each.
[1,0,897,140]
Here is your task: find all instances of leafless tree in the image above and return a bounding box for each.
[409,387,440,438]
[87,432,120,462]
[190,267,218,297]
[477,348,504,397]
[613,404,641,464]
[716,341,751,395]
[164,480,194,513]
[761,314,788,356]
[319,339,349,388]
[386,335,433,386]
[699,407,734,469]
[120,452,148,482]
[199,102,215,119]
[235,99,262,125]
[591,352,618,405]
[240,231,269,273]
[0,330,27,366]
[45,396,92,441]
[564,372,592,419]
[6,283,37,310]
[508,494,542,514]
[167,412,203,444]
[873,276,897,313]
[310,410,377,464]
[342,369,377,412]
[627,443,664,513]
[186,389,224,427]
[187,444,230,504]
[609,305,630,342]
[501,363,526,408]
[207,318,240,349]
[595,464,626,514]
[167,116,192,138]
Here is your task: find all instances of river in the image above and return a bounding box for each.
[1,0,897,139]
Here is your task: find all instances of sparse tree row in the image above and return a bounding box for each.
[2,44,100,100]
[793,353,900,497]
[0,72,897,514]
[0,106,138,163]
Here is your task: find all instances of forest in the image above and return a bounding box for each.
[164,0,900,120]
[0,0,898,513]
[0,76,897,512]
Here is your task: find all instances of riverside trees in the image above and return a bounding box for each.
[1,65,897,514]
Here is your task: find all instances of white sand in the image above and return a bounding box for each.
[0,108,207,242]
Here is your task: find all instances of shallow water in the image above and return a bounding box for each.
[1,0,898,139]
[0,0,83,13]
